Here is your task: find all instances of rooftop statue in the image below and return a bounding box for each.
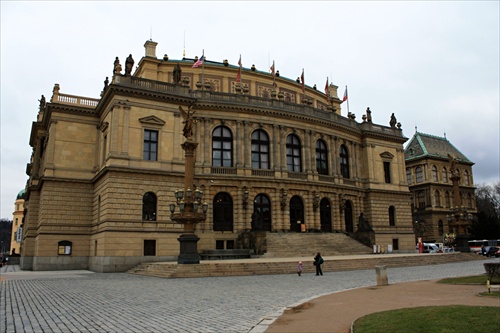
[125,54,134,76]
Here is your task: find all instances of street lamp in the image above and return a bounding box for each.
[170,104,209,264]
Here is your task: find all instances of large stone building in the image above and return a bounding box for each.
[10,189,25,255]
[21,40,415,272]
[404,132,476,244]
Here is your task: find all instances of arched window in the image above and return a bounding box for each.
[316,139,328,175]
[442,167,448,183]
[432,165,438,182]
[415,166,423,183]
[389,206,396,226]
[344,200,354,233]
[289,195,304,232]
[464,170,470,186]
[417,191,425,208]
[286,134,302,172]
[142,192,157,221]
[340,144,350,178]
[251,130,270,169]
[253,194,271,231]
[213,192,233,231]
[406,168,412,185]
[320,198,332,232]
[445,191,451,208]
[212,126,233,167]
[434,190,441,207]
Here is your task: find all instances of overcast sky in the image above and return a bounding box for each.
[1,1,499,219]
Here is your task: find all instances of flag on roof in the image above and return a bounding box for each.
[342,86,348,103]
[270,61,277,88]
[236,55,242,82]
[192,55,204,68]
[300,69,305,93]
[324,78,329,102]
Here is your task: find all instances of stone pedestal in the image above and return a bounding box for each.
[454,233,471,253]
[177,233,200,264]
[375,265,389,286]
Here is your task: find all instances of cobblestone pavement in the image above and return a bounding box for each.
[0,258,496,333]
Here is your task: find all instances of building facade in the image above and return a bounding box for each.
[21,40,414,272]
[10,189,25,255]
[404,132,476,244]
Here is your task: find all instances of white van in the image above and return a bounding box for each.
[416,243,440,253]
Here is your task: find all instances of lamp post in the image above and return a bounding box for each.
[446,156,473,252]
[170,105,208,264]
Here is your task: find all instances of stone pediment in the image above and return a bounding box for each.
[380,151,394,159]
[139,116,166,127]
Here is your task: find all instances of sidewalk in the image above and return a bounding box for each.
[264,279,500,333]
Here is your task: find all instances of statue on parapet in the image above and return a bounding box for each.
[173,63,182,84]
[390,113,397,128]
[366,107,372,122]
[125,54,134,76]
[114,57,122,75]
[38,95,46,110]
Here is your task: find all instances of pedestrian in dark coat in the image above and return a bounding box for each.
[314,252,324,276]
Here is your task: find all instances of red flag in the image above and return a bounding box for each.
[236,55,242,82]
[324,78,329,102]
[192,55,204,68]
[270,61,276,88]
[342,86,348,103]
[300,69,305,93]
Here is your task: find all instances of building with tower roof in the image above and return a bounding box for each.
[10,189,25,256]
[404,131,476,244]
[21,40,415,272]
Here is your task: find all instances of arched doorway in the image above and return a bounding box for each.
[320,198,332,232]
[289,195,304,232]
[344,200,354,233]
[253,194,272,231]
[213,192,233,231]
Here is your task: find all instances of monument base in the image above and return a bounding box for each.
[455,233,471,253]
[177,233,200,264]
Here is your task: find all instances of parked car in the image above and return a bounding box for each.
[415,243,440,253]
[483,246,500,257]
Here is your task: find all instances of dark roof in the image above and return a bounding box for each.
[404,132,473,164]
[16,189,25,200]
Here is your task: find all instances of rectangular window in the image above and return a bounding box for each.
[392,239,399,251]
[216,240,224,249]
[383,162,391,183]
[144,240,156,256]
[144,130,158,161]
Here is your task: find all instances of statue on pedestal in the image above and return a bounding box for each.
[179,105,196,139]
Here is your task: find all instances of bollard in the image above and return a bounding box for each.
[375,265,388,286]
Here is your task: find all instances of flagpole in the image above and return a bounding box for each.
[201,49,205,91]
[346,85,350,114]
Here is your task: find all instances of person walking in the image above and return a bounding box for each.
[314,252,324,276]
[297,261,303,276]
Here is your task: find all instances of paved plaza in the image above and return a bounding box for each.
[0,258,496,333]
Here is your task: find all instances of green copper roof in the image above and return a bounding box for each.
[404,132,473,164]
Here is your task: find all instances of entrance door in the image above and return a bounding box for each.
[320,198,332,232]
[289,196,304,232]
[344,201,354,233]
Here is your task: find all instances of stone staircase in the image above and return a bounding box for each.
[263,232,372,258]
[128,252,483,279]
